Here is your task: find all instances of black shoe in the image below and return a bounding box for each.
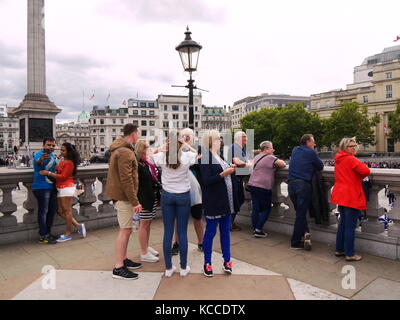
[172,242,179,256]
[198,243,204,252]
[223,261,232,274]
[253,230,268,238]
[124,259,142,270]
[203,264,213,277]
[38,235,57,244]
[49,234,59,241]
[112,266,139,280]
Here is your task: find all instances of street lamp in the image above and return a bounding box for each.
[176,26,202,130]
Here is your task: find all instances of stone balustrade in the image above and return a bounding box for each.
[1,165,400,260]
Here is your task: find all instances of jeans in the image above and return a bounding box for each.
[204,214,231,265]
[336,206,360,257]
[248,185,272,231]
[161,190,191,270]
[288,180,311,246]
[232,176,245,223]
[33,188,58,237]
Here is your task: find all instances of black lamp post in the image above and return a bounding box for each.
[176,26,202,130]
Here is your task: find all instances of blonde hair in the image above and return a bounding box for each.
[339,137,357,151]
[201,130,220,151]
[166,130,183,169]
[135,139,148,159]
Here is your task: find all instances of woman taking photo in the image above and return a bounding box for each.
[331,137,370,261]
[40,142,85,242]
[199,130,239,277]
[135,139,160,263]
[153,131,197,277]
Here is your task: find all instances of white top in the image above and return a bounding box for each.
[153,151,197,194]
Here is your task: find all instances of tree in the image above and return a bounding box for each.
[388,99,400,142]
[240,103,324,158]
[324,101,380,147]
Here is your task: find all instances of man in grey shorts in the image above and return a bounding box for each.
[107,124,143,280]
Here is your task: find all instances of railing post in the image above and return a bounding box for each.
[78,177,98,219]
[97,176,116,215]
[0,184,18,227]
[362,183,386,234]
[22,181,38,225]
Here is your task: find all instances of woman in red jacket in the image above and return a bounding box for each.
[40,143,85,242]
[331,137,370,261]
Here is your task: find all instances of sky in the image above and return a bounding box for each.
[0,0,399,122]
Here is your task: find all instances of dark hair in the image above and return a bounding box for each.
[300,134,314,145]
[42,137,56,145]
[123,124,138,137]
[62,142,80,176]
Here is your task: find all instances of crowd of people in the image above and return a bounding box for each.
[324,160,400,169]
[30,126,382,280]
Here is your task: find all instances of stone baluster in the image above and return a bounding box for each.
[362,183,386,234]
[281,182,296,221]
[22,182,38,225]
[386,185,400,237]
[0,184,18,228]
[78,178,98,219]
[97,176,116,215]
[321,179,338,226]
[270,177,287,218]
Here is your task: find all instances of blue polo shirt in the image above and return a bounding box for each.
[33,150,57,190]
[288,145,324,182]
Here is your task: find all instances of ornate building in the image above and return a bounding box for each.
[201,106,231,132]
[0,114,19,157]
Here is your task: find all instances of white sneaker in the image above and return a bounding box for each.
[140,252,159,263]
[180,265,190,277]
[148,247,159,256]
[165,265,176,277]
[79,223,86,238]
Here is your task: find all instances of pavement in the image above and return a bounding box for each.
[1,218,400,300]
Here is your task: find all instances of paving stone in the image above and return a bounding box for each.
[352,277,400,300]
[154,274,294,300]
[12,270,163,300]
[287,278,347,300]
[0,273,42,300]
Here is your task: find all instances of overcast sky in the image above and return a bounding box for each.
[0,0,399,122]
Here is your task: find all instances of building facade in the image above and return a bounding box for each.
[202,106,231,132]
[56,111,91,159]
[311,45,400,152]
[0,115,19,157]
[230,94,310,129]
[157,94,202,138]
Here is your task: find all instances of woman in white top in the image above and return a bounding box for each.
[153,131,197,277]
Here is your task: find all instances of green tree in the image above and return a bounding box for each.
[324,101,380,147]
[388,99,400,142]
[240,103,324,157]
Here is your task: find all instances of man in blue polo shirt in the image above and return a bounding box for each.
[288,134,324,250]
[33,138,58,244]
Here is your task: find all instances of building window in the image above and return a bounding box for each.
[149,111,155,116]
[386,72,392,79]
[141,120,147,126]
[164,105,168,111]
[133,110,138,115]
[386,85,393,98]
[172,105,179,111]
[363,96,368,103]
[140,102,146,108]
[93,119,96,124]
[100,137,104,145]
[133,120,139,125]
[100,119,104,125]
[112,129,116,133]
[120,119,124,124]
[164,114,168,120]
[183,122,189,128]
[173,114,179,120]
[149,103,155,108]
[195,122,198,128]
[183,114,187,120]
[101,148,104,152]
[141,130,147,136]
[100,129,104,133]
[183,105,187,112]
[93,137,96,145]
[112,137,116,142]
[195,107,198,112]
[163,121,169,128]
[113,119,116,124]
[150,130,155,136]
[141,110,147,116]
[150,121,155,126]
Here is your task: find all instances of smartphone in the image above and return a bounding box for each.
[43,149,51,154]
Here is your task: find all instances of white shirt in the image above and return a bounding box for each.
[153,151,196,194]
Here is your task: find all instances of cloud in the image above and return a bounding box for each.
[0,41,25,69]
[98,0,226,24]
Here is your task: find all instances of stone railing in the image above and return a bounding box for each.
[236,167,400,261]
[1,165,400,260]
[0,164,117,244]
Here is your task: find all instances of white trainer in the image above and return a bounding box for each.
[140,252,159,263]
[147,247,159,256]
[165,265,177,277]
[180,266,190,277]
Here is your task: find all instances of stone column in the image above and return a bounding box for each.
[78,178,98,218]
[22,181,38,224]
[270,177,286,218]
[97,176,116,215]
[0,184,18,227]
[362,183,386,234]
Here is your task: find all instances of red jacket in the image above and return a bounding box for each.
[54,160,76,189]
[330,150,370,210]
